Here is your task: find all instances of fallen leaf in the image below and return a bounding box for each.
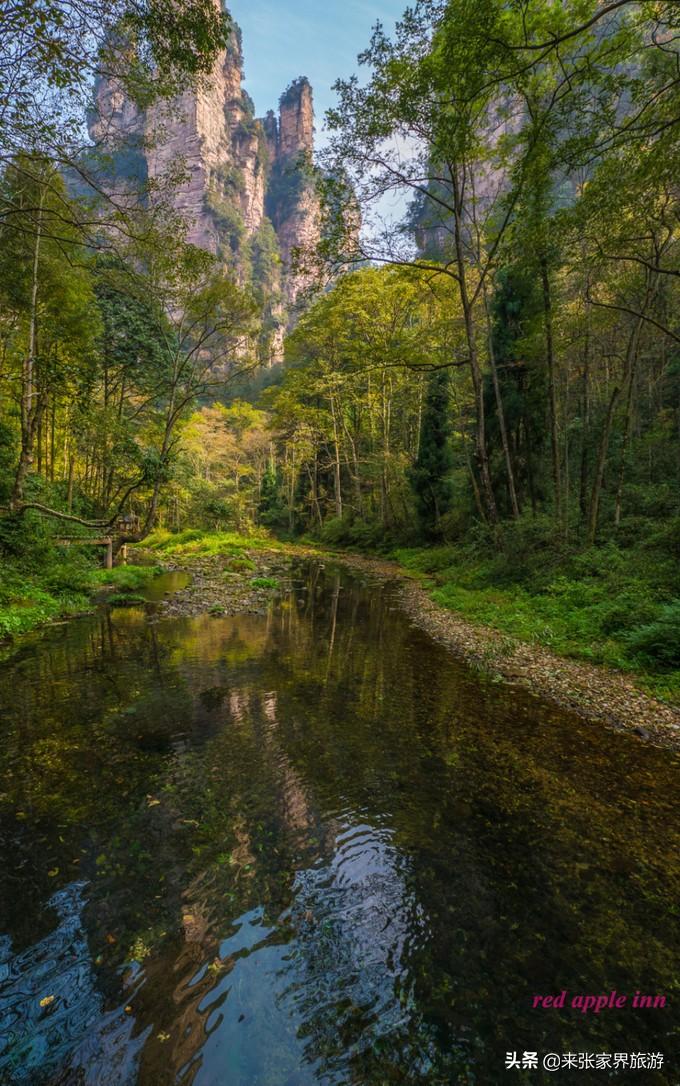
[39,996,55,1008]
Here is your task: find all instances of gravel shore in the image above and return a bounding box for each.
[141,545,680,750]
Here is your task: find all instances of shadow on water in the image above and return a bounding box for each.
[0,561,678,1085]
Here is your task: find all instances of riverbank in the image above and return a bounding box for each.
[0,555,165,642]
[4,526,679,748]
[338,553,680,749]
[140,530,680,748]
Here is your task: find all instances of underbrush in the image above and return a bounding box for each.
[93,565,164,590]
[144,527,277,558]
[391,520,680,705]
[0,551,94,640]
[0,516,165,641]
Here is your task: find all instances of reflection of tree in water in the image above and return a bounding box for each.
[0,882,147,1085]
[0,567,678,1085]
[245,567,680,1084]
[280,826,453,1085]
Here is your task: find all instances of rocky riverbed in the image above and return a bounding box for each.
[142,549,296,620]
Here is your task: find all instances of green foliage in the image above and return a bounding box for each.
[0,508,168,641]
[626,603,680,670]
[408,370,454,538]
[107,592,147,607]
[392,519,680,694]
[250,219,282,297]
[229,556,256,572]
[4,0,230,162]
[279,77,311,109]
[144,528,274,556]
[258,465,287,528]
[265,160,307,228]
[316,517,404,551]
[250,576,279,589]
[0,534,95,640]
[207,191,246,257]
[95,565,164,590]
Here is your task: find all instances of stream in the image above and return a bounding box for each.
[0,560,678,1084]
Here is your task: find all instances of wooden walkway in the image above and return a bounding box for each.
[56,536,115,568]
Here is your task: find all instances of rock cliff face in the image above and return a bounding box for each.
[88,18,319,353]
[264,79,319,302]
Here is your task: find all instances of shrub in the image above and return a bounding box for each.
[108,592,146,607]
[251,576,279,589]
[625,600,680,669]
[229,556,255,572]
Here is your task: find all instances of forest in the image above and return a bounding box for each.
[1,0,680,696]
[2,3,680,1084]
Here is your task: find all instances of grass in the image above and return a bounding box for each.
[0,553,165,642]
[93,564,164,591]
[251,576,280,590]
[390,531,680,705]
[0,569,89,639]
[144,527,280,557]
[107,592,147,607]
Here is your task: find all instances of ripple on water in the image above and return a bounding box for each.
[0,562,678,1085]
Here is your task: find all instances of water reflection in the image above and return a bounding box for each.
[0,563,678,1084]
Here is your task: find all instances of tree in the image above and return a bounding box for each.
[408,369,454,538]
[0,157,99,507]
[1,0,230,161]
[317,0,680,534]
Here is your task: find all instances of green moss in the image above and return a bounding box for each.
[144,528,277,556]
[229,556,256,572]
[108,592,147,607]
[95,565,164,591]
[251,576,279,590]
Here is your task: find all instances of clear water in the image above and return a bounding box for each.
[0,562,678,1085]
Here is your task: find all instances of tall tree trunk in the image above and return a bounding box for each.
[524,417,538,514]
[341,407,363,516]
[578,315,591,527]
[66,457,75,511]
[307,456,323,528]
[541,257,562,528]
[330,397,343,519]
[50,397,56,483]
[485,290,520,518]
[11,187,45,507]
[588,313,645,545]
[614,366,636,528]
[451,168,497,525]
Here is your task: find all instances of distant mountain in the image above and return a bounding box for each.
[88,16,320,359]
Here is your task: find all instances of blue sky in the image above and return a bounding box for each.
[228,1,406,140]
